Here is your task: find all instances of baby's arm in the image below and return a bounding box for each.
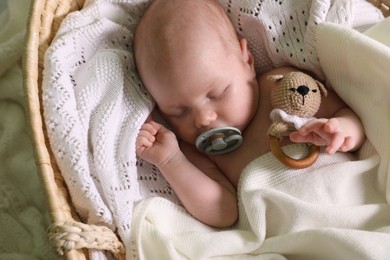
[289,90,365,154]
[136,118,238,228]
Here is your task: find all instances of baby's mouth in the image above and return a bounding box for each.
[195,127,243,155]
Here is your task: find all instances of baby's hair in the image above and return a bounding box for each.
[171,0,240,53]
[135,0,240,68]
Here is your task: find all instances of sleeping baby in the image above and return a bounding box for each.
[134,0,365,228]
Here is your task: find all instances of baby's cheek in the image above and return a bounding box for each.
[231,100,254,124]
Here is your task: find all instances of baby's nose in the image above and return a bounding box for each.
[195,109,217,128]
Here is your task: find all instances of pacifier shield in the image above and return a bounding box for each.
[195,127,243,155]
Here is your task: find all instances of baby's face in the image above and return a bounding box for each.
[143,38,258,145]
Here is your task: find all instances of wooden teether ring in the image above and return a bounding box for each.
[269,135,320,169]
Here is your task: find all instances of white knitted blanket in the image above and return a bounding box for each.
[133,19,390,259]
[41,0,384,258]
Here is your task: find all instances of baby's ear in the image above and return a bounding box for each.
[239,38,255,74]
[315,80,328,97]
[267,75,284,82]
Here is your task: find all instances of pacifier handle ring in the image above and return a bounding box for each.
[204,133,243,155]
[224,134,243,145]
[209,133,226,141]
[269,135,320,169]
[196,127,243,155]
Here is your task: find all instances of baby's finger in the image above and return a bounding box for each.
[140,123,158,135]
[290,132,327,146]
[339,136,354,152]
[290,131,313,143]
[325,132,344,155]
[323,118,340,134]
[299,119,327,135]
[137,130,156,143]
[136,134,154,148]
[310,132,328,146]
[135,145,146,156]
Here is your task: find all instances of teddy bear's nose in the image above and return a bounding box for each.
[297,85,309,96]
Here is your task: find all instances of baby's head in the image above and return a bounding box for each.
[135,0,258,145]
[135,0,239,77]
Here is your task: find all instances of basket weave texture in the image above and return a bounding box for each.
[23,0,389,259]
[23,0,125,259]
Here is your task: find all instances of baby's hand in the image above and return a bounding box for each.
[136,119,181,167]
[289,118,356,155]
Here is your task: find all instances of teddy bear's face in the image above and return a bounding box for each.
[270,72,327,118]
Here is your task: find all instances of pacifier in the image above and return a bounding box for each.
[195,127,243,155]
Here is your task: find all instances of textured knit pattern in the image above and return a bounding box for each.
[221,0,383,78]
[133,19,390,259]
[270,71,325,117]
[41,0,384,259]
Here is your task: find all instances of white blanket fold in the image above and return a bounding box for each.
[132,19,390,259]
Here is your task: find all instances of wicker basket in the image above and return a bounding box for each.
[22,0,389,259]
[23,0,125,259]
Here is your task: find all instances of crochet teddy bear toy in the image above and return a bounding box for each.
[267,71,328,169]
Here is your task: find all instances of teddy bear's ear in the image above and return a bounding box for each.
[267,75,284,82]
[315,80,328,97]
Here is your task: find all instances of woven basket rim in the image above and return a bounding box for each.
[23,0,87,259]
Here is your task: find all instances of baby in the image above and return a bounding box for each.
[134,0,365,228]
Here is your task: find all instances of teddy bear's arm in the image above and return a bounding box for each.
[267,120,296,139]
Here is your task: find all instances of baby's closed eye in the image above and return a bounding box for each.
[208,85,230,101]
